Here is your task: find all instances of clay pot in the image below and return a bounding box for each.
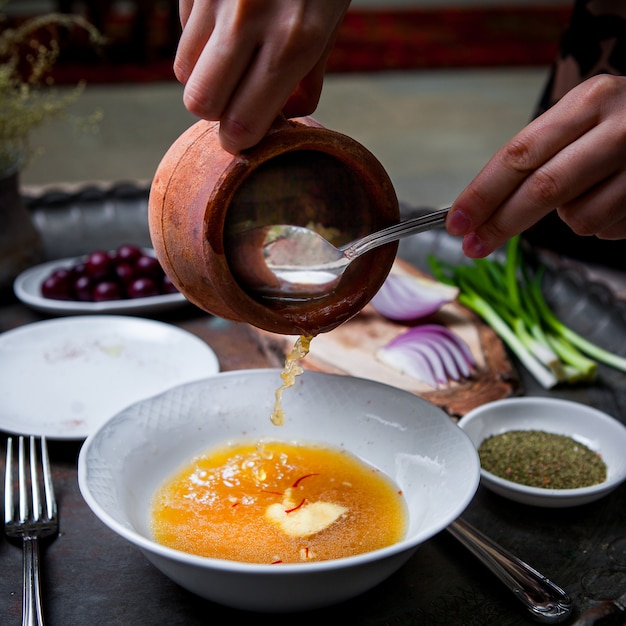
[148,117,399,336]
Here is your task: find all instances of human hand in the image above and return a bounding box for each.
[446,74,626,258]
[175,0,351,153]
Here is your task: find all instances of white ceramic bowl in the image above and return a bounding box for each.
[458,397,626,508]
[78,369,479,613]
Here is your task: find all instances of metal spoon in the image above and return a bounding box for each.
[228,207,449,298]
[447,517,572,623]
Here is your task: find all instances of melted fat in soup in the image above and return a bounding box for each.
[151,440,407,564]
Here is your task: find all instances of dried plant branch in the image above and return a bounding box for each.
[0,5,104,176]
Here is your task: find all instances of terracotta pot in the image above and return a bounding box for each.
[149,117,400,335]
[0,171,44,290]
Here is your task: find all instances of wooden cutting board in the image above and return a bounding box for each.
[253,258,520,417]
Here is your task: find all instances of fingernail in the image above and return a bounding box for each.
[462,233,488,258]
[447,209,472,236]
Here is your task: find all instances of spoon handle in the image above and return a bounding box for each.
[343,207,449,260]
[447,518,572,624]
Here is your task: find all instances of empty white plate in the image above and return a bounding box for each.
[0,316,220,439]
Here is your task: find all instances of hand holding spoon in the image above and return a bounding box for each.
[229,207,449,299]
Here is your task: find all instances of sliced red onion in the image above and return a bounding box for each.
[418,324,475,378]
[377,342,440,388]
[377,324,475,388]
[420,334,462,381]
[370,273,459,321]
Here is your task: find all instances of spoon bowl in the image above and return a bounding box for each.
[228,208,449,298]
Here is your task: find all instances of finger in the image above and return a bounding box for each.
[179,0,194,28]
[283,55,328,117]
[180,19,261,122]
[217,45,311,152]
[448,91,599,237]
[217,21,342,152]
[559,168,626,239]
[283,16,344,117]
[597,215,626,240]
[465,116,626,256]
[174,3,218,85]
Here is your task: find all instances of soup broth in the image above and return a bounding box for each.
[151,440,407,564]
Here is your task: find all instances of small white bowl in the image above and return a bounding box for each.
[78,369,479,613]
[457,397,626,508]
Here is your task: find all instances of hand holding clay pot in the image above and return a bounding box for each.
[148,116,399,336]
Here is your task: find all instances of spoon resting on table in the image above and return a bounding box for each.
[448,517,572,623]
[228,207,449,299]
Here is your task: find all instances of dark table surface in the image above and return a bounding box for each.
[1,185,626,626]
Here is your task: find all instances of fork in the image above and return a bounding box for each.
[4,436,58,626]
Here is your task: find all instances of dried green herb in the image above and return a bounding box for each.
[478,430,607,489]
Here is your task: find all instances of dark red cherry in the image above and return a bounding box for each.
[127,277,160,299]
[161,273,179,294]
[73,274,94,301]
[92,281,122,301]
[85,251,113,281]
[114,262,135,286]
[41,268,74,300]
[116,244,143,264]
[134,255,162,280]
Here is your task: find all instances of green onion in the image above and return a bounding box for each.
[428,235,624,388]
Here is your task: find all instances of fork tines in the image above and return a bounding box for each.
[4,436,58,539]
